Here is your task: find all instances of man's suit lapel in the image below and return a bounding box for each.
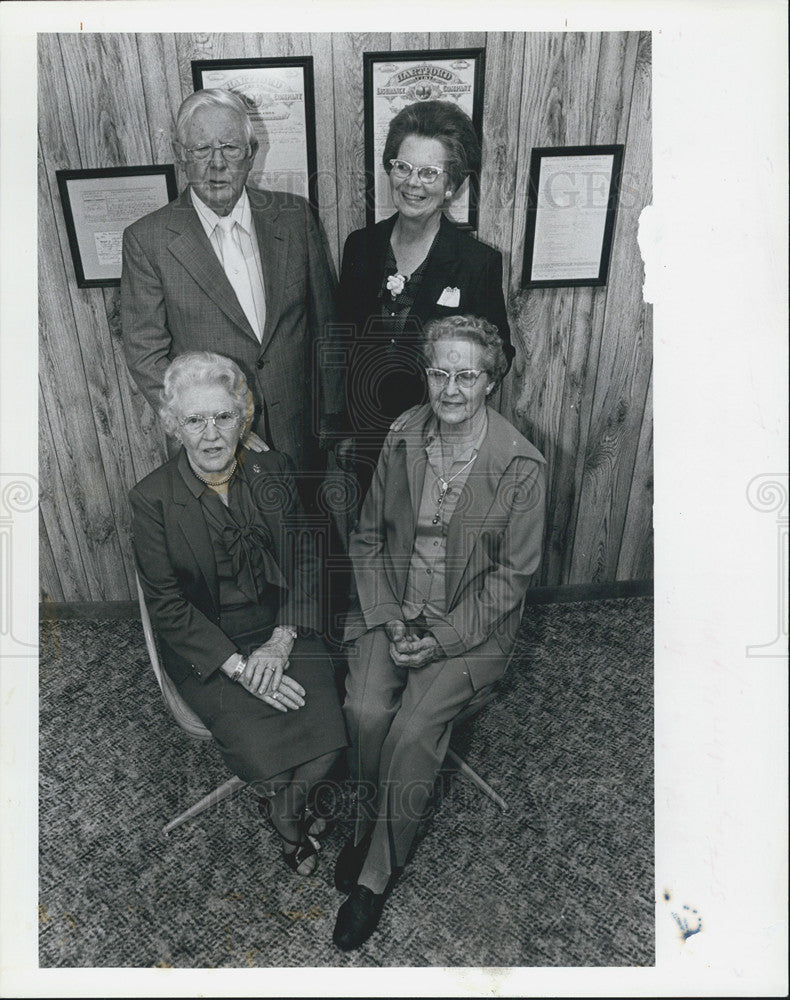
[165,189,259,345]
[250,190,288,356]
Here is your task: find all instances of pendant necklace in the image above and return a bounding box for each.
[432,453,477,525]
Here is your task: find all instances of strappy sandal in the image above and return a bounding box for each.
[259,797,333,842]
[304,806,334,841]
[260,799,320,876]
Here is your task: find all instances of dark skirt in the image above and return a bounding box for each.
[174,607,348,787]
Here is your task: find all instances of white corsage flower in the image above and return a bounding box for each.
[437,286,460,307]
[386,273,406,299]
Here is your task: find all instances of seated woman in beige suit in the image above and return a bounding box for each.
[333,315,546,950]
[130,352,347,876]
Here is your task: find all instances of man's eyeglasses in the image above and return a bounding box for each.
[182,142,250,163]
[388,159,446,185]
[425,368,486,390]
[179,410,241,434]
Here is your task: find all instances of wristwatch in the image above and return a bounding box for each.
[230,655,247,683]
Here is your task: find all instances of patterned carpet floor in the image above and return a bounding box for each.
[39,597,653,968]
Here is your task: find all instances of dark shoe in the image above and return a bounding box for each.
[334,833,370,893]
[333,885,386,951]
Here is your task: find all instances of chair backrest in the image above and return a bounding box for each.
[135,573,213,741]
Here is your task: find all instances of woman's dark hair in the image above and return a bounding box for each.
[422,314,509,388]
[382,100,481,193]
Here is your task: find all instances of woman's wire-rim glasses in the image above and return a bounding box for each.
[389,158,447,184]
[425,368,486,390]
[178,410,241,434]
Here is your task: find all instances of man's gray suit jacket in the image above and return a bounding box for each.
[121,186,343,472]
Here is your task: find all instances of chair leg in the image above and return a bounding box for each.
[446,748,508,812]
[162,775,247,836]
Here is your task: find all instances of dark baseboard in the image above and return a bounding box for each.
[40,601,140,621]
[523,579,653,605]
[39,580,652,621]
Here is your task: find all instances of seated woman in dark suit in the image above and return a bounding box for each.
[337,100,515,502]
[332,316,546,950]
[130,351,347,876]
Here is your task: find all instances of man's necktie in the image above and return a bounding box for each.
[215,217,265,342]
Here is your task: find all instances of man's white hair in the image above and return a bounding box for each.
[174,88,256,150]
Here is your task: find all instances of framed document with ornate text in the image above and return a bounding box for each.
[522,145,625,288]
[192,57,318,212]
[363,48,485,229]
[56,165,177,288]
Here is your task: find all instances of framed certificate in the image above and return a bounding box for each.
[56,165,177,288]
[192,57,318,211]
[521,145,625,288]
[363,48,485,230]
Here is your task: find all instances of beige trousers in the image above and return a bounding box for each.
[343,626,502,893]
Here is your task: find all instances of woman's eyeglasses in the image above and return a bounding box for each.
[425,368,485,390]
[179,410,241,434]
[182,143,250,162]
[389,159,446,184]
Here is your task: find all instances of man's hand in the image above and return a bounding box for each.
[334,436,356,472]
[243,430,270,453]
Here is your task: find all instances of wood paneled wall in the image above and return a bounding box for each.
[38,31,652,601]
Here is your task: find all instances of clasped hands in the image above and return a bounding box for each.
[222,627,305,713]
[385,619,440,669]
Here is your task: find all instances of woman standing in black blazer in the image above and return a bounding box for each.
[337,100,514,502]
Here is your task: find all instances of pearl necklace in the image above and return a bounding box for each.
[190,458,238,488]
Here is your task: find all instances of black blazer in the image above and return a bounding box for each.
[337,213,514,364]
[130,447,319,685]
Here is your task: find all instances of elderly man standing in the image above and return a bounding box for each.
[121,88,345,481]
